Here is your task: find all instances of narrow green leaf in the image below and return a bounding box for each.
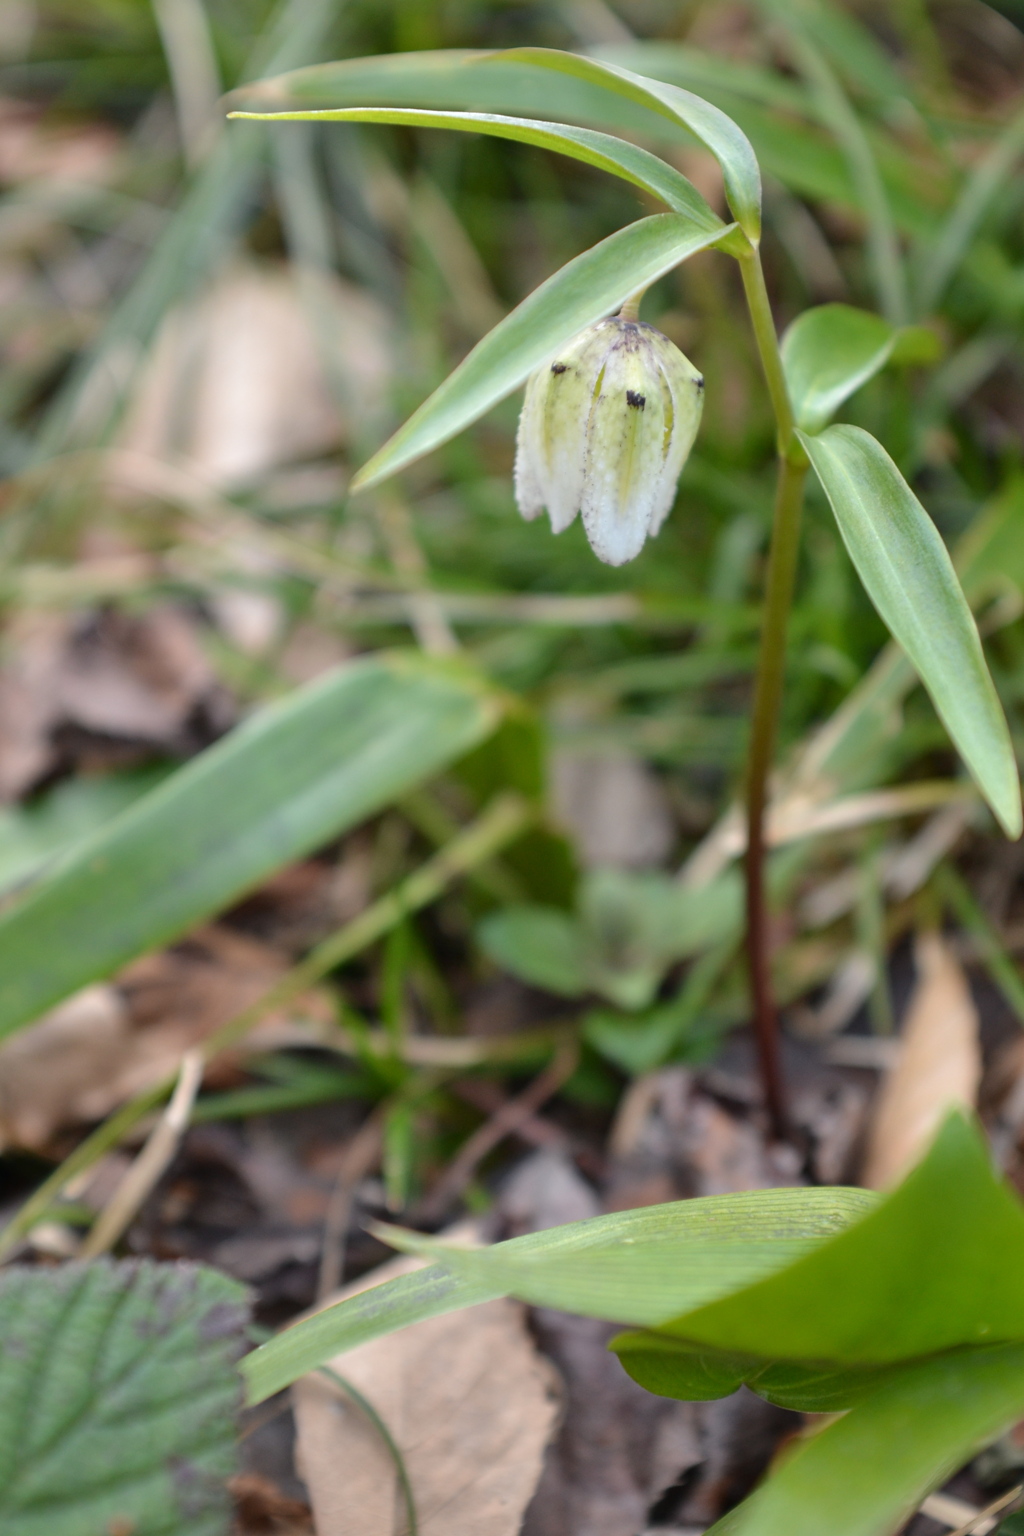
[244,1266,505,1405]
[764,11,907,324]
[229,106,722,228]
[706,1343,1024,1536]
[491,47,761,240]
[799,426,1021,837]
[918,102,1024,314]
[231,48,760,237]
[781,305,895,433]
[375,1187,875,1328]
[0,654,500,1041]
[0,1259,248,1535]
[656,1113,1024,1363]
[243,1187,874,1404]
[352,213,735,491]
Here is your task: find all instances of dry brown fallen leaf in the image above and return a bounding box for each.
[0,925,331,1149]
[292,1246,561,1536]
[861,930,981,1190]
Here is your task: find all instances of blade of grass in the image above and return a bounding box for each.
[771,13,907,325]
[936,863,1024,1030]
[918,102,1024,314]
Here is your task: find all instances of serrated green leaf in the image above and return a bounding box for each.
[0,653,500,1041]
[706,1343,1024,1536]
[352,213,734,491]
[781,304,896,433]
[230,106,722,228]
[492,48,761,240]
[0,1259,247,1536]
[799,426,1021,837]
[243,1186,874,1404]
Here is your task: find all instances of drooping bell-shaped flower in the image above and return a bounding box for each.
[514,315,704,566]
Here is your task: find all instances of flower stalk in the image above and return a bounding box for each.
[738,244,809,1140]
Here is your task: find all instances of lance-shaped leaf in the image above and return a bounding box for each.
[242,1185,873,1404]
[705,1343,1024,1536]
[352,213,735,491]
[489,48,761,241]
[0,653,500,1042]
[799,426,1022,838]
[781,304,896,433]
[229,106,723,229]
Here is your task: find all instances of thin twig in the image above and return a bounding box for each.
[924,1481,1024,1536]
[79,1051,204,1257]
[421,1041,579,1219]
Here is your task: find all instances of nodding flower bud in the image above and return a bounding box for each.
[514,316,704,566]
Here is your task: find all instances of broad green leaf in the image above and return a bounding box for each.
[0,1258,247,1535]
[781,305,895,433]
[999,1512,1024,1536]
[375,1187,875,1328]
[0,769,170,898]
[492,48,761,240]
[229,106,722,229]
[242,1186,874,1404]
[477,906,588,996]
[654,1113,1024,1364]
[799,426,1022,837]
[706,1343,1024,1536]
[0,654,500,1041]
[352,213,734,491]
[611,1332,900,1411]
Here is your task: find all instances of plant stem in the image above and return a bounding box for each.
[745,455,807,1137]
[738,246,808,1139]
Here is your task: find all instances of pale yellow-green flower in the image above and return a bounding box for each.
[514,316,704,565]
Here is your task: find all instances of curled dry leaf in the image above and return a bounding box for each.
[292,1246,561,1536]
[861,932,981,1190]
